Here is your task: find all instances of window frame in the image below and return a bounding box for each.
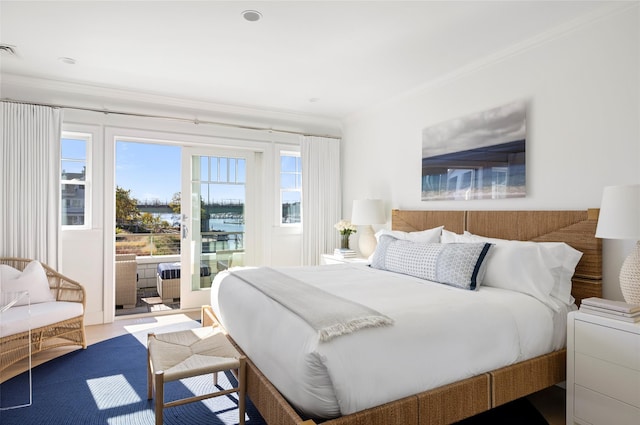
[61,131,92,230]
[279,150,302,226]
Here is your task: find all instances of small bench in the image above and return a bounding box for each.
[147,326,246,425]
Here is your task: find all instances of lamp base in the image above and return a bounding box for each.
[620,241,640,305]
[358,225,377,258]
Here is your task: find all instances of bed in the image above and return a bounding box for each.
[206,209,602,425]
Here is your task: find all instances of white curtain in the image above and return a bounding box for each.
[0,101,62,267]
[301,136,341,265]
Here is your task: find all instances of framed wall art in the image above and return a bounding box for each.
[421,100,526,201]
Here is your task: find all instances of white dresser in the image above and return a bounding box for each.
[566,310,640,425]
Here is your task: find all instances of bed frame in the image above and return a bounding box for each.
[205,209,602,425]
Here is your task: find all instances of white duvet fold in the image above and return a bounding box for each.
[229,267,393,342]
[211,264,569,419]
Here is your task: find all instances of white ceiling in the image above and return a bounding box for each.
[0,1,622,121]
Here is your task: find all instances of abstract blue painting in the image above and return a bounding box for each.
[421,101,526,201]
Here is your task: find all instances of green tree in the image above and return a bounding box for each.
[141,212,171,233]
[169,192,181,214]
[141,212,160,231]
[115,186,140,228]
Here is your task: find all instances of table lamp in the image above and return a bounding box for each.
[351,199,385,258]
[595,184,640,305]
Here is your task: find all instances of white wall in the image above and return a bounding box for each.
[341,6,640,301]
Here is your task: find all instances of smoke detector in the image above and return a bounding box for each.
[242,10,262,22]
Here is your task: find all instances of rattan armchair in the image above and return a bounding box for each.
[0,257,86,375]
[115,254,137,309]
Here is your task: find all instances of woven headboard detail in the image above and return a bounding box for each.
[391,209,602,304]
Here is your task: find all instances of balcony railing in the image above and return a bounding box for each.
[115,231,243,256]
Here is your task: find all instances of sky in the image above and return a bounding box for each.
[116,141,181,204]
[115,141,246,205]
[422,100,526,158]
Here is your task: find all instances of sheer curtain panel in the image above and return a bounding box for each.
[301,136,341,265]
[0,101,62,267]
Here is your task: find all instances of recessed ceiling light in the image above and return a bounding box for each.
[242,10,262,22]
[58,57,76,65]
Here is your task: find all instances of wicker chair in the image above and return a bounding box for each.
[115,254,137,309]
[0,257,86,374]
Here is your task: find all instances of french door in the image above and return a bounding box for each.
[180,147,253,309]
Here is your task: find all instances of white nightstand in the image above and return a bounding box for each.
[320,254,370,265]
[566,310,640,425]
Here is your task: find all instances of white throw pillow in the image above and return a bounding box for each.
[441,230,582,310]
[1,261,55,306]
[0,264,22,294]
[0,264,22,281]
[441,229,469,243]
[370,226,445,262]
[375,226,443,243]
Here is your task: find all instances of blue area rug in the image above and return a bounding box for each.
[0,331,266,425]
[0,327,548,425]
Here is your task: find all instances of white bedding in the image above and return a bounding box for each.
[210,263,574,419]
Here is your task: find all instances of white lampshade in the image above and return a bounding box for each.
[351,199,385,258]
[596,184,640,305]
[351,199,385,225]
[595,184,640,240]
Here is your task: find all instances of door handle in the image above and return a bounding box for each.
[181,214,189,239]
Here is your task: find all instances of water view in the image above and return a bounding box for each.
[156,214,245,233]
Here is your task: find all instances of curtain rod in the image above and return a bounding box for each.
[0,98,341,140]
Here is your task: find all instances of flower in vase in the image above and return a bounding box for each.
[335,219,356,250]
[334,219,357,236]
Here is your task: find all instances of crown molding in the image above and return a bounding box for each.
[0,73,342,135]
[345,1,637,123]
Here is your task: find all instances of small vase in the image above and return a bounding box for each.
[340,234,350,250]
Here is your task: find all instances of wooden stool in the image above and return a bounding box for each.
[147,327,246,425]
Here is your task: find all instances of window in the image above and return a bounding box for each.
[202,156,246,185]
[280,152,301,224]
[61,132,91,227]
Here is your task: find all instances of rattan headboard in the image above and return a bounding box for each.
[391,209,602,305]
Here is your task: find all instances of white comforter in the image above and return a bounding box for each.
[210,263,571,419]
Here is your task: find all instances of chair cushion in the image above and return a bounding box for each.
[0,301,83,337]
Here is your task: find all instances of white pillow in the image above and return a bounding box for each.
[375,226,443,243]
[441,229,469,243]
[0,264,22,281]
[1,261,55,306]
[441,230,582,310]
[0,264,22,294]
[370,226,445,262]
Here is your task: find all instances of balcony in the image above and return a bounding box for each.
[114,231,244,316]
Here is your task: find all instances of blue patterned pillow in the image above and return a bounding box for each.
[371,235,492,290]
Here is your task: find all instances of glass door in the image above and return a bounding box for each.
[180,147,251,309]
